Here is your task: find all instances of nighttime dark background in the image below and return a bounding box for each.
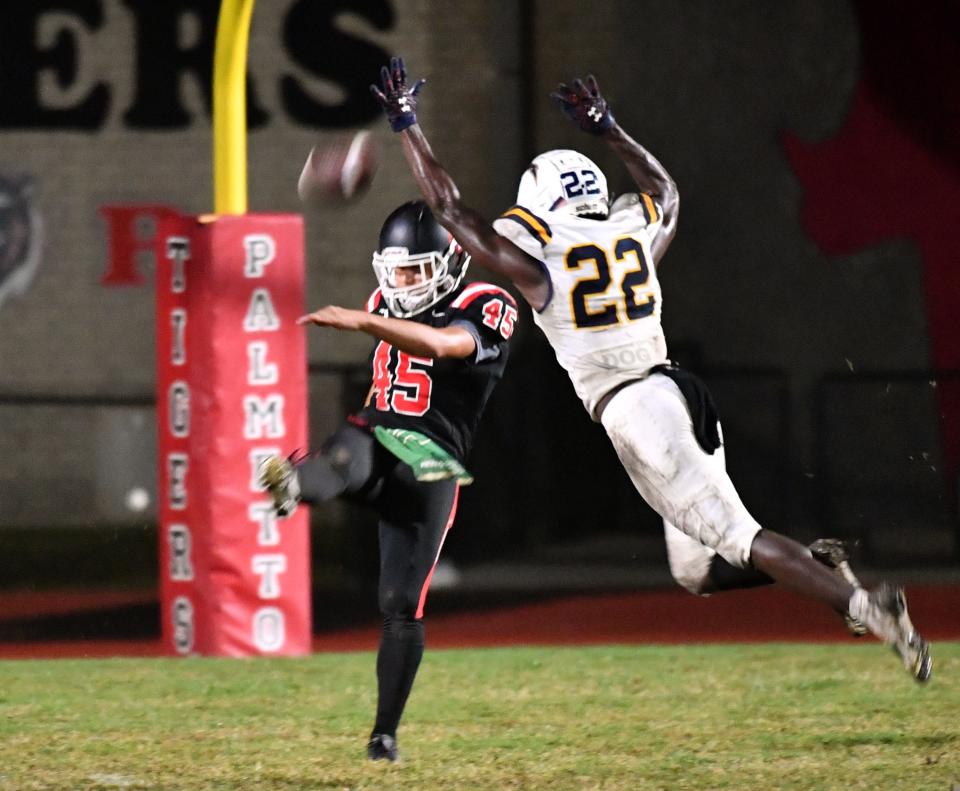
[0,0,957,640]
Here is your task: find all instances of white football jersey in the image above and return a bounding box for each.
[493,193,668,419]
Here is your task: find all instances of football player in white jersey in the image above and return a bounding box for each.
[371,57,931,682]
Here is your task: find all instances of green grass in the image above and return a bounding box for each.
[1,643,958,790]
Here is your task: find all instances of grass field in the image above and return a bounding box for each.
[1,643,957,790]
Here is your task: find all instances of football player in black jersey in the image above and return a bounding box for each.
[260,200,517,762]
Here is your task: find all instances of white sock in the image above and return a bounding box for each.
[848,588,869,624]
[848,587,900,644]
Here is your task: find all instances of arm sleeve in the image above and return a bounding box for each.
[447,286,518,364]
[450,319,501,363]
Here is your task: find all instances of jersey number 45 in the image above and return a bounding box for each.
[370,341,433,416]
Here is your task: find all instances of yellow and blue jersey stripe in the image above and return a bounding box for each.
[498,205,553,247]
[639,193,659,225]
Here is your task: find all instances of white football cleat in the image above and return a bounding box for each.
[849,583,932,683]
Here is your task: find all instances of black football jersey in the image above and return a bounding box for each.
[356,282,517,462]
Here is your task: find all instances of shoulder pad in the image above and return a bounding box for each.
[609,193,661,226]
[364,287,384,313]
[496,205,553,247]
[449,282,516,311]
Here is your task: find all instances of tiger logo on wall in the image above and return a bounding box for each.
[0,174,42,310]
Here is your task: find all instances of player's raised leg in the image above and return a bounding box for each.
[603,374,932,682]
[747,533,928,679]
[260,423,378,516]
[667,522,870,637]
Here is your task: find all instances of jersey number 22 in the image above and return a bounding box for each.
[565,236,655,329]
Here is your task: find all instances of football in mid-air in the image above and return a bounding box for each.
[297,130,379,206]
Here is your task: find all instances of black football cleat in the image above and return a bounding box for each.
[809,538,868,637]
[367,733,399,762]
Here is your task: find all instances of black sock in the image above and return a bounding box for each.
[372,615,425,737]
[706,555,774,592]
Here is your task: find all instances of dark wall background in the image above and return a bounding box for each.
[0,0,956,597]
[447,0,959,574]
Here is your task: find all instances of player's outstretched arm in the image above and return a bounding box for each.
[371,57,550,310]
[298,306,476,359]
[400,125,549,308]
[604,123,678,264]
[552,75,679,265]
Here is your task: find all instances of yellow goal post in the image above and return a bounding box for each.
[212,0,256,215]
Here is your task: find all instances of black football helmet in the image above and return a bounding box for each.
[371,201,470,317]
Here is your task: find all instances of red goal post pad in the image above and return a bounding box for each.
[155,211,311,657]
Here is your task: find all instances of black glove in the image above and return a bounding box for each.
[550,75,615,135]
[370,56,426,132]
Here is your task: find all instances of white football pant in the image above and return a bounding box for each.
[600,374,762,594]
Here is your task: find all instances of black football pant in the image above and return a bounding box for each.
[296,422,460,738]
